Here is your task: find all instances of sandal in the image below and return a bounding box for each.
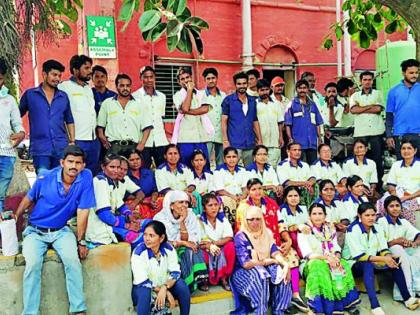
[198,280,209,291]
[221,278,231,291]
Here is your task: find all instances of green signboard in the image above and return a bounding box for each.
[86,16,116,59]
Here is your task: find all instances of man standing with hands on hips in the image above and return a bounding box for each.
[15,145,95,315]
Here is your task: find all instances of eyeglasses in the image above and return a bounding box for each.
[246,217,262,222]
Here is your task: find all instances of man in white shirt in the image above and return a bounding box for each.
[350,71,385,188]
[97,74,152,156]
[59,55,99,174]
[246,69,260,97]
[132,66,168,168]
[201,67,226,166]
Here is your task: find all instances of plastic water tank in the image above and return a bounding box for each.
[375,40,415,102]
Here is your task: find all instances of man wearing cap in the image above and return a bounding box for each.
[15,145,95,315]
[132,66,169,168]
[271,76,289,115]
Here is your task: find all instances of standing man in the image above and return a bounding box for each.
[350,71,385,189]
[132,66,168,168]
[301,72,326,113]
[20,60,75,174]
[246,68,260,97]
[0,59,25,212]
[91,65,117,115]
[386,59,420,158]
[97,74,153,155]
[221,71,262,167]
[201,67,226,166]
[15,145,95,315]
[172,67,211,167]
[256,79,284,165]
[336,77,355,129]
[59,55,99,174]
[271,76,290,113]
[284,79,323,164]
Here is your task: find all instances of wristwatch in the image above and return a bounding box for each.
[78,240,87,246]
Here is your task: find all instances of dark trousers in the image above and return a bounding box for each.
[142,145,166,168]
[395,133,420,160]
[352,261,411,309]
[132,279,191,315]
[108,142,136,156]
[354,135,384,189]
[302,149,317,165]
[75,139,100,175]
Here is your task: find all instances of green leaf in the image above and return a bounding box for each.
[59,19,72,34]
[335,25,343,41]
[73,0,83,8]
[176,28,192,53]
[173,0,187,16]
[359,30,370,48]
[142,29,152,41]
[342,0,352,11]
[118,0,135,21]
[185,17,209,29]
[189,28,203,54]
[150,23,167,42]
[167,0,176,10]
[138,10,162,32]
[167,35,179,52]
[323,38,333,50]
[346,19,357,35]
[144,0,159,10]
[167,20,183,37]
[373,12,382,24]
[65,7,79,22]
[385,20,397,34]
[178,8,191,22]
[366,25,378,41]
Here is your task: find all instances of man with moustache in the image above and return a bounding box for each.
[386,59,420,158]
[173,67,211,167]
[91,65,116,115]
[271,76,289,114]
[132,66,168,168]
[200,67,226,166]
[20,60,75,174]
[284,79,323,164]
[256,79,284,165]
[221,71,262,167]
[15,145,95,315]
[59,55,99,174]
[97,74,152,155]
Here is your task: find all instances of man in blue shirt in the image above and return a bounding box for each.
[285,79,323,164]
[91,65,117,115]
[20,60,75,174]
[14,145,95,315]
[386,59,420,159]
[221,71,262,167]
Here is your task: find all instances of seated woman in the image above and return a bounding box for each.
[276,142,316,207]
[86,154,149,248]
[245,145,283,200]
[155,144,196,195]
[213,147,248,226]
[377,195,420,301]
[124,150,162,219]
[154,190,209,292]
[198,193,235,290]
[231,206,292,315]
[190,149,215,215]
[310,144,346,196]
[131,220,191,315]
[341,175,369,224]
[377,140,420,226]
[277,185,310,312]
[342,139,378,198]
[343,203,419,315]
[298,203,360,315]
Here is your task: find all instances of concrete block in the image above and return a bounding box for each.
[0,243,134,315]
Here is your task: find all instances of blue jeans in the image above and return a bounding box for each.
[22,226,86,315]
[33,149,64,175]
[75,139,100,175]
[0,156,16,212]
[132,279,191,315]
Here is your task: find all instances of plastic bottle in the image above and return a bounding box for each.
[331,268,344,290]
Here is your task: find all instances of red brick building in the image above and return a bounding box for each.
[21,0,406,122]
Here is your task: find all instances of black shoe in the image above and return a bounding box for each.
[291,297,309,313]
[348,308,360,315]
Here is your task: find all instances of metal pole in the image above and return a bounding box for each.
[242,0,253,70]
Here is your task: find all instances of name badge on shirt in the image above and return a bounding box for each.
[293,111,303,118]
[311,112,316,125]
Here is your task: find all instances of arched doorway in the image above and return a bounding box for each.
[262,45,298,99]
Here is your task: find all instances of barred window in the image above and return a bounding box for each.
[154,64,193,121]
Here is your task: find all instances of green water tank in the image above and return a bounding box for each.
[376,40,415,102]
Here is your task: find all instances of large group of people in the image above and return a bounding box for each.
[0,55,419,315]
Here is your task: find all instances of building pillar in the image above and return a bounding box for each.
[241,0,253,70]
